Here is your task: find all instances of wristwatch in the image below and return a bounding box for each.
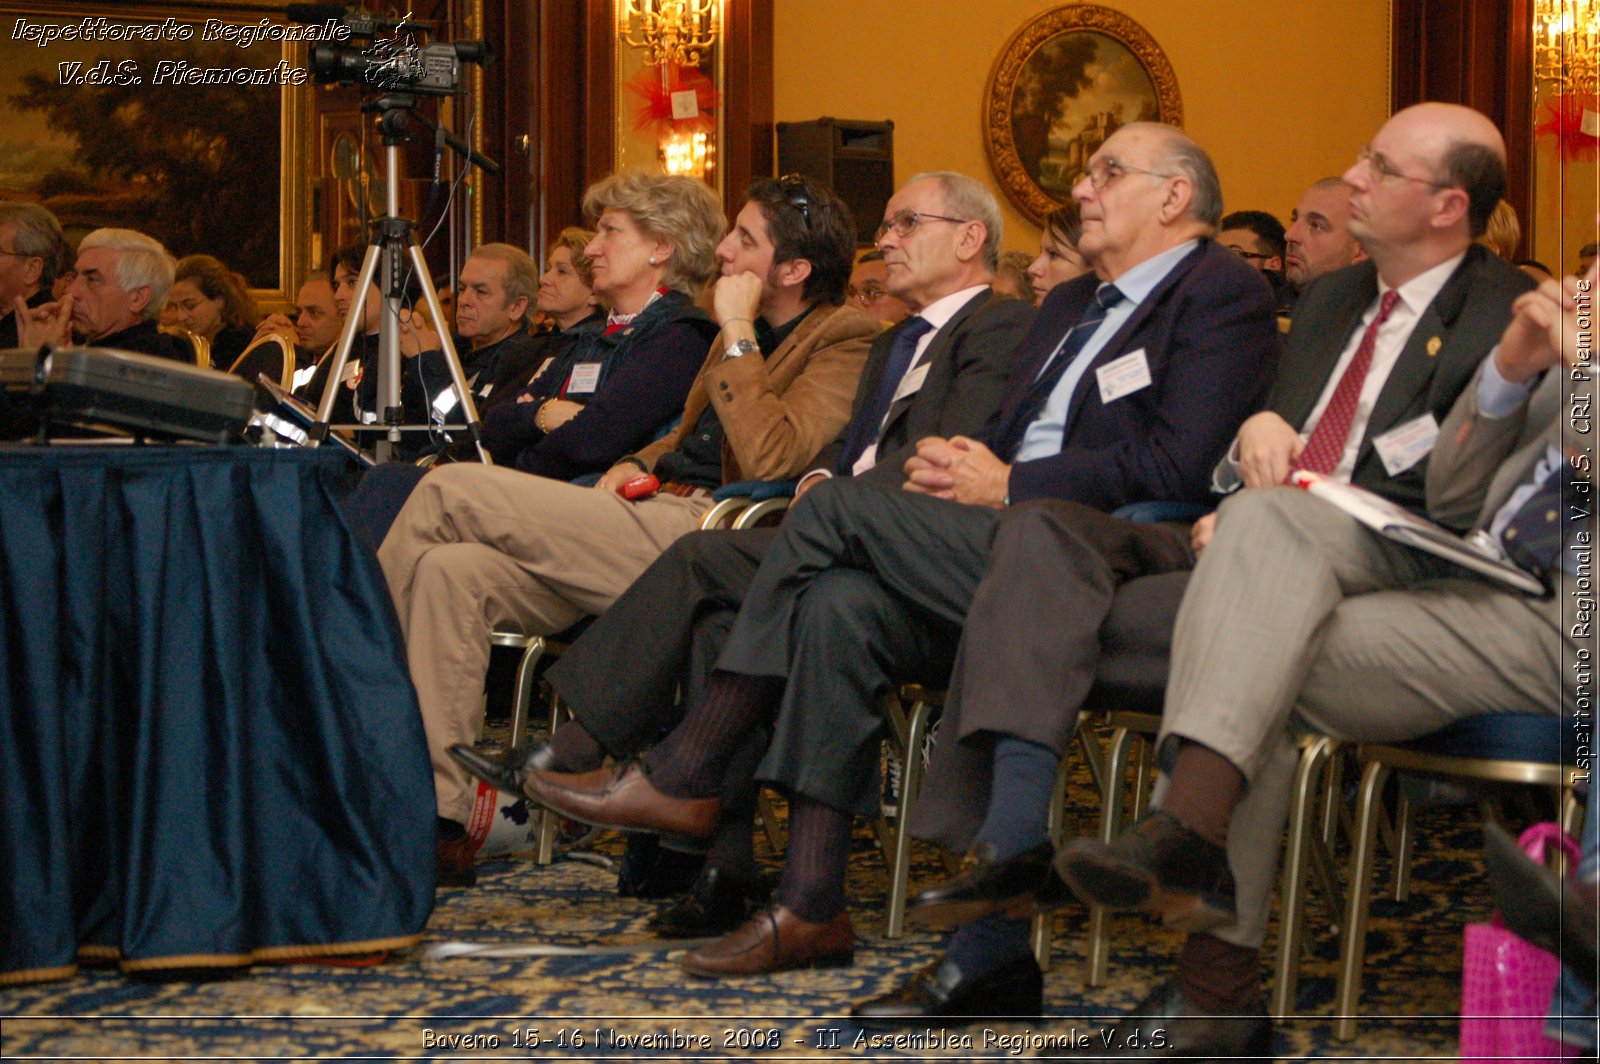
[723,338,759,360]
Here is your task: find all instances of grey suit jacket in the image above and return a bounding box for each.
[1427,361,1591,647]
[1269,244,1535,524]
[811,289,1036,491]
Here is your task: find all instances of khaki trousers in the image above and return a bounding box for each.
[378,463,712,822]
[1159,488,1568,949]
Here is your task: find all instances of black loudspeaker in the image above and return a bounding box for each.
[777,118,894,246]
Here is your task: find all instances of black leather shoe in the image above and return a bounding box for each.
[851,954,1043,1028]
[1089,979,1272,1059]
[649,865,771,938]
[1056,811,1236,932]
[449,741,557,796]
[908,841,1064,929]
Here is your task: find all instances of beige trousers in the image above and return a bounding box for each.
[378,463,712,822]
[1159,488,1568,949]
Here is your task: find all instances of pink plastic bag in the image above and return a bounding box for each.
[1459,823,1586,1063]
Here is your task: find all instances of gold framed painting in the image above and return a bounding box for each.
[0,1,312,306]
[984,4,1183,226]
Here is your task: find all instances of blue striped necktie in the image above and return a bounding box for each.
[995,283,1125,460]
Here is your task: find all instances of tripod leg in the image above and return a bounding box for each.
[406,241,492,464]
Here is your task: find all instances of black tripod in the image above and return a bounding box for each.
[310,93,494,463]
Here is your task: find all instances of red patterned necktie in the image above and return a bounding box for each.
[1293,289,1402,476]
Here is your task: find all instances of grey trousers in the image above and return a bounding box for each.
[1160,488,1569,949]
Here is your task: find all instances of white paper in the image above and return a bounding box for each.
[1372,413,1439,476]
[1096,348,1153,404]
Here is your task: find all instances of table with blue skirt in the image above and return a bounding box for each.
[0,445,435,984]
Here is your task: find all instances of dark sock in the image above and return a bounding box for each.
[774,796,851,922]
[703,784,761,883]
[436,817,465,840]
[641,670,782,799]
[945,912,1032,978]
[1160,740,1245,846]
[546,719,606,773]
[1174,932,1261,1013]
[973,735,1060,860]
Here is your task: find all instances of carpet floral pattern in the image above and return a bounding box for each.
[0,772,1528,1060]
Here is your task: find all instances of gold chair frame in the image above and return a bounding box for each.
[227,331,297,392]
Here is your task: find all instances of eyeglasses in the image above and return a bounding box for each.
[1355,145,1452,189]
[875,210,969,242]
[0,248,34,258]
[777,173,812,228]
[1227,248,1275,262]
[1081,157,1174,191]
[847,284,888,305]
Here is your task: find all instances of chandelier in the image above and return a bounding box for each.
[617,1,721,68]
[1535,0,1600,95]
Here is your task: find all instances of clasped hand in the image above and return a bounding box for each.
[902,435,1011,508]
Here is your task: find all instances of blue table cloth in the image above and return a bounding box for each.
[0,446,434,983]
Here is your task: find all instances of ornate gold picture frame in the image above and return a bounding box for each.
[0,1,311,307]
[984,5,1183,225]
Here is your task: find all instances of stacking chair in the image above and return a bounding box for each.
[227,331,296,391]
[1331,712,1585,1040]
[159,324,209,369]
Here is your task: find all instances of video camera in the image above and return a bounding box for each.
[288,4,493,96]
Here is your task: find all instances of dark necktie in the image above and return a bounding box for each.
[1294,289,1401,476]
[1500,461,1580,586]
[837,315,934,473]
[994,283,1124,461]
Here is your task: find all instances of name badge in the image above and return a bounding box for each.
[431,385,463,418]
[1096,348,1152,404]
[566,361,602,394]
[891,361,931,404]
[1372,413,1439,476]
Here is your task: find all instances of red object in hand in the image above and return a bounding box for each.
[620,473,660,500]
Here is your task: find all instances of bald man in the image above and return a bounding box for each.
[1045,102,1539,1057]
[1283,177,1367,293]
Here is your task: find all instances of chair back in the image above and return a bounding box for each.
[228,332,295,391]
[159,325,210,369]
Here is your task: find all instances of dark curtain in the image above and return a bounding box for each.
[0,446,434,983]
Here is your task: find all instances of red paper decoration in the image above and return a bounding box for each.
[1535,93,1600,161]
[624,62,721,137]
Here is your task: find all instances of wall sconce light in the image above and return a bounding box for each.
[661,129,713,179]
[618,1,721,68]
[1535,0,1600,95]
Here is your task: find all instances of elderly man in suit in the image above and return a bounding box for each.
[515,122,1281,991]
[455,170,1035,925]
[1059,254,1587,1057]
[890,102,1534,1040]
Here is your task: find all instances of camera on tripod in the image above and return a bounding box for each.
[294,5,492,96]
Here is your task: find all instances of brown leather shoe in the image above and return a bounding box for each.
[522,763,719,842]
[435,835,477,888]
[678,905,854,977]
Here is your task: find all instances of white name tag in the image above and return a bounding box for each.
[1096,348,1152,404]
[566,361,602,394]
[1372,413,1439,476]
[431,386,463,418]
[891,361,931,404]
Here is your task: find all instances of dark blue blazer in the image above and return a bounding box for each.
[982,238,1281,510]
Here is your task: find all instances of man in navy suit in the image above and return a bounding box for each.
[517,123,1281,989]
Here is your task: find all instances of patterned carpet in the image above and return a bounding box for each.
[0,762,1546,1061]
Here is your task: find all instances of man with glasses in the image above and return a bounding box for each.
[847,249,911,324]
[457,169,1034,927]
[1047,103,1555,1060]
[378,174,876,888]
[1216,209,1286,275]
[511,124,1278,990]
[0,203,70,350]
